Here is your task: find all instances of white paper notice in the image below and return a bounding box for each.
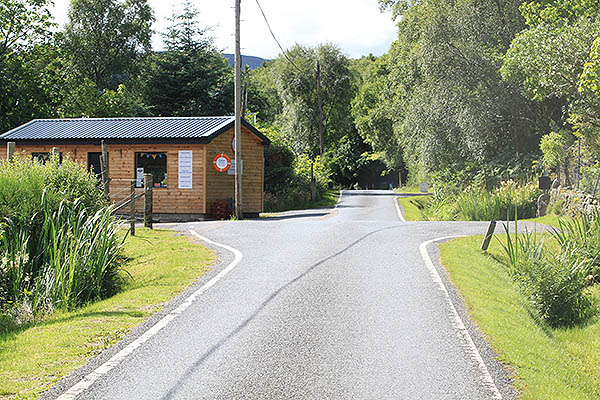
[178,151,193,189]
[136,168,144,187]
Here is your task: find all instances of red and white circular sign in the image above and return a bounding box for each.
[212,153,231,172]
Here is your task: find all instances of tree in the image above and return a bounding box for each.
[62,0,154,91]
[0,0,58,132]
[502,0,600,152]
[352,54,403,171]
[272,43,354,157]
[370,0,547,182]
[143,0,233,117]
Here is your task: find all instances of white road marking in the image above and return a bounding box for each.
[419,237,503,400]
[395,196,406,222]
[335,190,343,209]
[56,230,243,400]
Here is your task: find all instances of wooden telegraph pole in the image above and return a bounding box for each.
[316,60,325,157]
[234,0,243,219]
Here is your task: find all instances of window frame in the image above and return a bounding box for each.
[134,152,168,189]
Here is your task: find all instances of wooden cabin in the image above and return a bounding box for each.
[0,117,270,220]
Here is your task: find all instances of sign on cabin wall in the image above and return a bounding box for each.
[227,159,243,175]
[178,150,193,189]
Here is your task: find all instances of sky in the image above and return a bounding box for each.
[49,0,399,59]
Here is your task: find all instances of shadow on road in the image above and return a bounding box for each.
[161,225,400,399]
[256,212,331,221]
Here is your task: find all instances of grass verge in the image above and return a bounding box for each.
[263,189,339,214]
[524,213,562,227]
[313,189,340,208]
[397,195,431,221]
[439,235,600,400]
[396,194,564,227]
[0,228,215,399]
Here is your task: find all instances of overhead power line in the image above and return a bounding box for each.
[253,0,303,73]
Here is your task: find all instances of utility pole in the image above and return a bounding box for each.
[234,0,243,219]
[316,60,325,157]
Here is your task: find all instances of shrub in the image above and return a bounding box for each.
[516,250,595,327]
[421,181,540,221]
[0,154,106,225]
[499,217,597,328]
[551,209,600,281]
[0,155,121,330]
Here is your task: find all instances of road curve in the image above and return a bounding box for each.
[46,190,519,400]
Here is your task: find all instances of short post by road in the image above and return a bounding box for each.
[481,220,497,251]
[7,142,15,160]
[144,173,153,229]
[100,140,110,199]
[130,179,136,236]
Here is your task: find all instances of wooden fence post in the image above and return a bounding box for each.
[144,173,153,229]
[130,180,136,236]
[481,220,497,251]
[7,142,15,160]
[100,140,110,199]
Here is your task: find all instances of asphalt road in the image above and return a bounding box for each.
[47,190,524,400]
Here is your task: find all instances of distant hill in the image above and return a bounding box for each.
[223,54,269,70]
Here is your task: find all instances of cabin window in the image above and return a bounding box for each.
[32,152,62,163]
[135,152,167,188]
[88,152,102,179]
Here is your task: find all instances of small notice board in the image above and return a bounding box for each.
[178,151,193,189]
[227,159,243,175]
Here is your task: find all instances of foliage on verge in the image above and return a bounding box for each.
[498,213,598,327]
[410,181,540,221]
[440,236,600,399]
[0,155,120,331]
[0,228,215,399]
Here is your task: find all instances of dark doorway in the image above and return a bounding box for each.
[88,152,102,179]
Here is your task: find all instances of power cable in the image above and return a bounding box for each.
[253,0,303,73]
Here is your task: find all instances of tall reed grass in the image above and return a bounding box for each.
[421,180,539,221]
[498,212,597,327]
[0,155,123,329]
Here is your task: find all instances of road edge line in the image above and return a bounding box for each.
[394,196,406,222]
[419,236,502,400]
[55,230,243,400]
[335,190,343,209]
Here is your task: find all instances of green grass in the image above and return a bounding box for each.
[0,228,215,399]
[397,195,431,221]
[312,189,340,208]
[397,194,564,227]
[524,213,562,227]
[439,236,600,400]
[263,189,339,214]
[395,185,425,194]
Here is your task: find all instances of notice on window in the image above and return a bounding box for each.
[178,151,193,189]
[136,168,144,187]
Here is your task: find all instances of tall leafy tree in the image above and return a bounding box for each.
[372,0,547,181]
[272,43,354,157]
[0,0,58,132]
[62,0,154,91]
[352,54,403,171]
[143,0,233,116]
[502,0,600,152]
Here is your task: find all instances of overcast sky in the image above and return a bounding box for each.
[50,0,398,59]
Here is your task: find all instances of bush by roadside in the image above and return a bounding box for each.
[402,181,540,221]
[499,212,599,328]
[0,155,119,331]
[440,236,600,399]
[0,228,215,399]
